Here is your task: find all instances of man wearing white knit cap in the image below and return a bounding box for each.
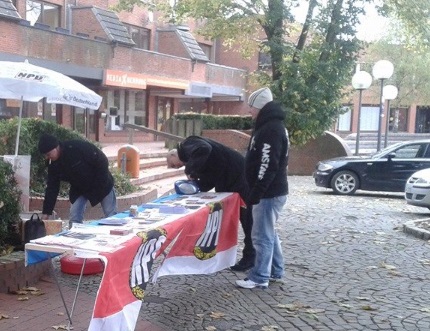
[236,87,289,289]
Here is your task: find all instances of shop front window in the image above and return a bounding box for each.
[104,89,147,131]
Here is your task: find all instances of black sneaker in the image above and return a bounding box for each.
[230,259,254,272]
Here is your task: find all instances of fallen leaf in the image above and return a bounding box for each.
[52,325,72,330]
[277,303,300,311]
[209,312,225,319]
[10,290,28,295]
[420,307,430,313]
[261,326,279,330]
[305,309,325,314]
[361,305,377,311]
[22,287,39,292]
[419,259,430,265]
[17,296,29,301]
[388,270,401,276]
[337,302,352,309]
[305,313,319,321]
[355,297,370,301]
[205,326,216,331]
[380,262,397,270]
[0,313,9,320]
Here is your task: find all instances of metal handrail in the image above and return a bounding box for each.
[123,123,185,144]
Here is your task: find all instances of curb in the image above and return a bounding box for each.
[403,219,430,240]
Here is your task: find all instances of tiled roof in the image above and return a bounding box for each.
[176,29,209,62]
[0,0,21,20]
[92,7,135,46]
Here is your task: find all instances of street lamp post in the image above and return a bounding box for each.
[352,70,372,155]
[372,60,394,151]
[383,84,398,148]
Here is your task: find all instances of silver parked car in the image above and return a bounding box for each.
[405,168,430,209]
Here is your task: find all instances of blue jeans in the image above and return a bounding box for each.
[247,195,287,284]
[69,188,117,228]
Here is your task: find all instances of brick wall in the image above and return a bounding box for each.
[0,252,50,293]
[29,188,158,220]
[202,129,250,155]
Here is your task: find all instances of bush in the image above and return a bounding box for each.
[0,118,137,198]
[172,113,253,130]
[0,159,22,254]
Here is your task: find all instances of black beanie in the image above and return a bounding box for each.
[38,134,59,154]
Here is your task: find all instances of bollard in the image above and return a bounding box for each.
[117,145,140,178]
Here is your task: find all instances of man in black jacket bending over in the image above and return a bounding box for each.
[166,136,255,272]
[38,134,117,228]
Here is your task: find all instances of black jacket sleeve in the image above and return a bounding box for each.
[42,163,61,215]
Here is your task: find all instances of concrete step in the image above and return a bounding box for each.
[103,142,185,198]
[145,173,188,197]
[130,166,185,186]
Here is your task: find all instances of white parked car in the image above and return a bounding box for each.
[405,168,430,209]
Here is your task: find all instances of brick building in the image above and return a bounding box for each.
[0,0,259,144]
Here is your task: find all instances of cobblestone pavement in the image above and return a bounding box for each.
[58,176,430,331]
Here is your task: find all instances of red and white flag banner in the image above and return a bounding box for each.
[88,193,240,331]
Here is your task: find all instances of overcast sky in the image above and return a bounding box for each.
[291,1,389,42]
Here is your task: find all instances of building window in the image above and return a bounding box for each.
[125,24,150,50]
[198,43,212,62]
[104,89,147,131]
[125,91,146,126]
[178,99,207,114]
[360,105,380,131]
[26,0,60,27]
[389,107,407,132]
[258,51,272,70]
[337,106,351,131]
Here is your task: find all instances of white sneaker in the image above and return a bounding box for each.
[235,278,268,289]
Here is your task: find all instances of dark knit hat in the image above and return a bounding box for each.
[38,134,59,154]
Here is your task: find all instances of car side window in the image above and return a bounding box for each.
[393,144,423,159]
[423,145,430,158]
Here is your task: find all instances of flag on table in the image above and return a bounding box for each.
[89,193,240,331]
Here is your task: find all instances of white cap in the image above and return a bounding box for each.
[248,87,273,109]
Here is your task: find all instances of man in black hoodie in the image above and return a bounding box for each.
[235,87,289,289]
[166,136,255,271]
[38,134,117,228]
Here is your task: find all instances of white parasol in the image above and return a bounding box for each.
[0,60,102,155]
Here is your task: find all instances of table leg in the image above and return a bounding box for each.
[48,254,87,330]
[69,258,87,320]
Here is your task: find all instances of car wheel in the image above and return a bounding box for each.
[330,171,359,195]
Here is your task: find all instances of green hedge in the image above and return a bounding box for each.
[0,159,21,253]
[0,118,137,198]
[173,113,253,130]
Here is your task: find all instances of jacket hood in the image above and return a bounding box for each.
[255,101,286,129]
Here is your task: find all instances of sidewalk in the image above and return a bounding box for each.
[0,270,167,331]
